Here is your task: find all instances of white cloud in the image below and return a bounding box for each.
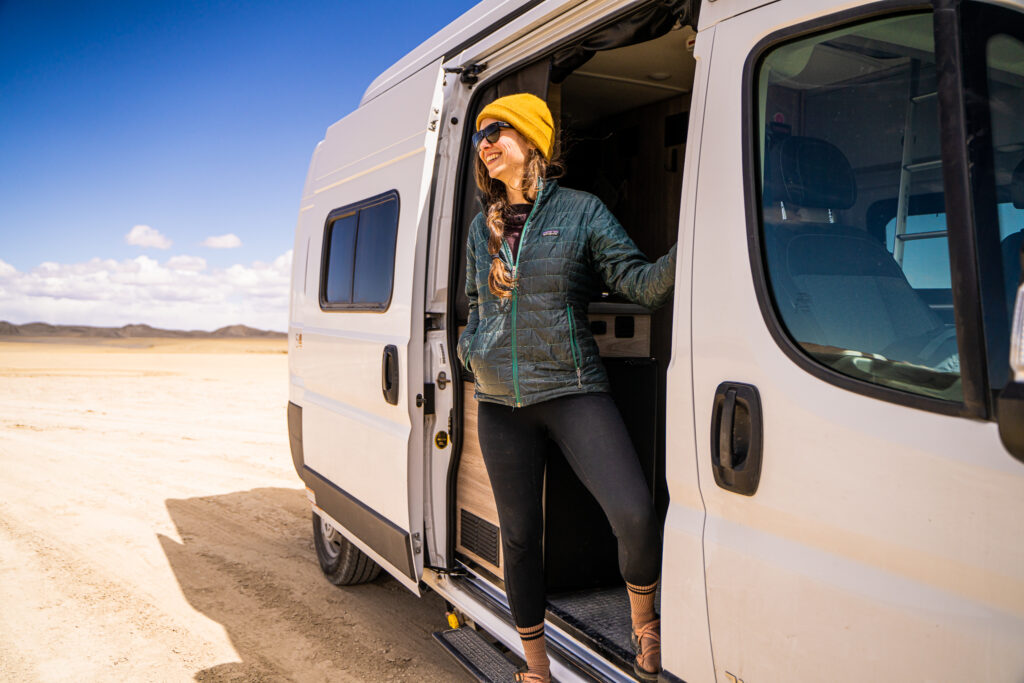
[166,255,207,272]
[0,251,293,332]
[125,224,172,249]
[201,233,242,249]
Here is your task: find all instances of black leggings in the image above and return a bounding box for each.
[476,392,662,628]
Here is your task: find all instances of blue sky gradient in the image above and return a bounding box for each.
[0,0,475,330]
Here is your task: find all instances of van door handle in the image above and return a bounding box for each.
[382,345,399,405]
[710,382,763,496]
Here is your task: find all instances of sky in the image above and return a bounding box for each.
[0,0,476,332]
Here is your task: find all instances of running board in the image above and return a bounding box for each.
[433,627,521,682]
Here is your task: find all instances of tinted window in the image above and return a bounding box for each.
[324,214,357,303]
[321,192,400,310]
[884,213,951,289]
[755,13,963,402]
[353,198,400,305]
[881,201,1024,293]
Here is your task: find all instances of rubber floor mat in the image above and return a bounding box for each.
[546,584,662,665]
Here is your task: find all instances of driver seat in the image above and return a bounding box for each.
[762,135,957,368]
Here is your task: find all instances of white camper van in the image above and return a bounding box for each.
[287,0,1024,680]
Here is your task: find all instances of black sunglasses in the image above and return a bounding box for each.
[472,121,514,149]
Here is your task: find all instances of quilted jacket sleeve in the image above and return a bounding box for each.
[587,200,677,310]
[456,214,483,371]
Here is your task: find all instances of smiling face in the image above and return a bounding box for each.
[477,117,533,197]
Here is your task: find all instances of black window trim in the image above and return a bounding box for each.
[933,0,991,418]
[955,0,1024,405]
[741,0,993,419]
[319,190,401,312]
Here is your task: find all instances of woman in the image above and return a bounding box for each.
[457,93,676,683]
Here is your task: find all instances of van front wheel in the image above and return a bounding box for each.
[311,512,382,585]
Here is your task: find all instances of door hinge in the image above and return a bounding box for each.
[444,63,486,85]
[412,532,422,555]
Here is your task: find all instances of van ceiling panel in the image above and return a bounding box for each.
[773,43,913,90]
[561,24,696,125]
[579,24,695,92]
[549,0,697,81]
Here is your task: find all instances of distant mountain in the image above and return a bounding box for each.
[0,321,285,338]
[209,324,283,338]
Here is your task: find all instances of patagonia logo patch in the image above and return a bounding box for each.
[542,229,559,237]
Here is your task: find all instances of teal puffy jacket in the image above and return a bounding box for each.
[457,180,676,407]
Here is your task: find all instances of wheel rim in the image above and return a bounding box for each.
[320,517,342,560]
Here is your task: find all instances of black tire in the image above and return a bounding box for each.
[311,512,382,585]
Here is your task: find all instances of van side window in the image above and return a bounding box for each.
[320,192,400,310]
[754,12,963,403]
[985,33,1024,368]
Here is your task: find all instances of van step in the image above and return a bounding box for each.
[432,627,521,682]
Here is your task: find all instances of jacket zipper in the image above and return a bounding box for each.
[567,304,583,388]
[506,184,544,407]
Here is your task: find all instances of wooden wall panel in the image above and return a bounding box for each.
[456,382,503,576]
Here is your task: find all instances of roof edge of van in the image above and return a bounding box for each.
[359,0,545,106]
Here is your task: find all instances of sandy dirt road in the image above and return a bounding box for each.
[0,338,471,682]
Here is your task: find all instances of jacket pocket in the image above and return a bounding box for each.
[458,329,478,372]
[567,304,583,388]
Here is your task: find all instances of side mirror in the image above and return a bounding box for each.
[998,280,1024,462]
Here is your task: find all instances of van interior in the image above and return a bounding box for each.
[448,6,695,671]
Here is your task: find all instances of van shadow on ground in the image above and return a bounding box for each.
[158,487,467,682]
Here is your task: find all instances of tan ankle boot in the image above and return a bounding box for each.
[513,670,550,682]
[631,617,661,681]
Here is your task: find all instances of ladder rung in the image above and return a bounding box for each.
[896,229,948,242]
[905,158,942,172]
[911,91,937,103]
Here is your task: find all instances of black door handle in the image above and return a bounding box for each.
[382,345,399,405]
[711,382,763,496]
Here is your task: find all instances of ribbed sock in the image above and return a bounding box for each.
[626,580,659,631]
[517,623,550,681]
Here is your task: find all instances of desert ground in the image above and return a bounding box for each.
[0,337,470,682]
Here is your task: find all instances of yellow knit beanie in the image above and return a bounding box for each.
[476,93,554,160]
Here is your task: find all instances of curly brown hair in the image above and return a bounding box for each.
[474,147,562,298]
